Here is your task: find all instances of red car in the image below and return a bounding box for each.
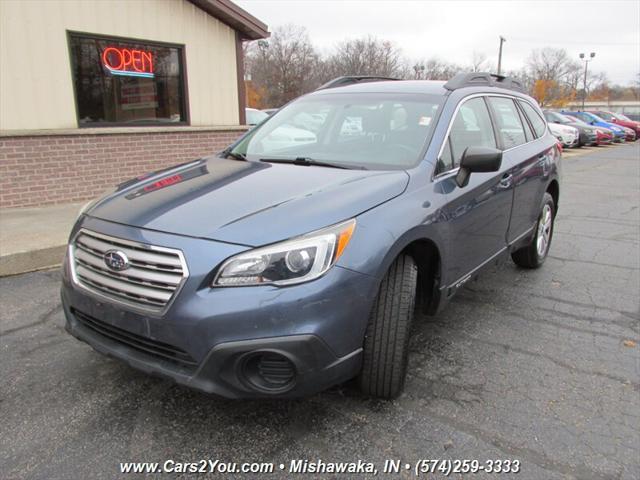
[588,110,640,139]
[565,114,613,145]
[595,128,614,145]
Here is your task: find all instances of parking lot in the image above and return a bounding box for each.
[1,142,639,479]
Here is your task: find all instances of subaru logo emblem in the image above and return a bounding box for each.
[104,250,129,271]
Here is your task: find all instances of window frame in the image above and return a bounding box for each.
[433,93,546,180]
[517,99,548,139]
[66,30,190,128]
[449,96,498,170]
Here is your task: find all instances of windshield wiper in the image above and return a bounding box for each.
[221,149,247,161]
[259,157,360,170]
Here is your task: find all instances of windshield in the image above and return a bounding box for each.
[613,112,632,122]
[595,111,615,121]
[546,112,572,124]
[562,115,586,126]
[231,93,443,170]
[587,112,606,123]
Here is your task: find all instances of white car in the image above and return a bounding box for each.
[260,124,317,151]
[548,122,579,148]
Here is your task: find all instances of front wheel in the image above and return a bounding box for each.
[511,192,555,268]
[358,255,417,399]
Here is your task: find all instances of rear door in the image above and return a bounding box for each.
[437,96,514,285]
[487,96,549,245]
[514,100,554,241]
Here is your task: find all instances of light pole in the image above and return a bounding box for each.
[579,52,595,111]
[497,36,506,75]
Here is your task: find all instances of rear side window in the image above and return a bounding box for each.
[447,97,496,169]
[518,101,547,138]
[488,97,526,149]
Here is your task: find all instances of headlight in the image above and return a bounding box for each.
[212,219,356,287]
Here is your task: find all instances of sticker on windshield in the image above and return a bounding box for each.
[419,116,432,126]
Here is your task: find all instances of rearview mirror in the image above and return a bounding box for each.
[455,146,502,188]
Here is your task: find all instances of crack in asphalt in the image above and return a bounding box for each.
[455,295,639,340]
[547,255,639,271]
[1,303,62,336]
[404,382,621,480]
[428,326,639,389]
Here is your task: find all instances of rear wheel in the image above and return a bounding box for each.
[359,255,417,399]
[511,192,555,268]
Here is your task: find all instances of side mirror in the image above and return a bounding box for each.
[455,146,502,188]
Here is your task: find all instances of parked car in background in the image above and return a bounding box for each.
[543,110,597,146]
[587,110,640,137]
[547,122,579,148]
[260,124,317,151]
[262,108,278,116]
[563,115,613,145]
[63,73,561,399]
[562,111,626,143]
[246,108,269,126]
[621,126,637,142]
[594,128,614,145]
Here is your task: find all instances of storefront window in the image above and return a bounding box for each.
[69,33,187,126]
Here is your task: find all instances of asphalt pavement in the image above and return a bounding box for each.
[1,143,639,480]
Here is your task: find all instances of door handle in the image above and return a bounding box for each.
[499,173,513,188]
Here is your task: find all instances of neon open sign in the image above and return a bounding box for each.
[102,47,154,78]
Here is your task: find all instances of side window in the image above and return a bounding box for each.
[436,137,453,174]
[518,106,534,141]
[518,100,547,137]
[446,97,496,170]
[488,97,527,149]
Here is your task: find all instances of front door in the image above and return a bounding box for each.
[437,96,515,285]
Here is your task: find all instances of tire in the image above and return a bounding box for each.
[511,192,555,269]
[359,255,417,399]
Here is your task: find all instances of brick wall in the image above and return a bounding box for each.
[0,129,246,208]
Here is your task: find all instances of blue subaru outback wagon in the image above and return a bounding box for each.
[62,73,560,399]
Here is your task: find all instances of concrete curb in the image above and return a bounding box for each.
[0,245,66,276]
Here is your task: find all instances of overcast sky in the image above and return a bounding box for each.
[236,0,640,85]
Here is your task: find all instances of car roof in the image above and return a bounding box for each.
[310,80,448,96]
[308,79,537,105]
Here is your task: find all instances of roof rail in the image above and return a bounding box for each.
[316,75,399,91]
[444,72,526,93]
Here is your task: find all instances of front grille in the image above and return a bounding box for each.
[71,229,188,312]
[72,308,197,367]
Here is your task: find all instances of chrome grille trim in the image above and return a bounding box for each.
[69,229,189,315]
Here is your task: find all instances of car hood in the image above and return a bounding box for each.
[566,122,596,133]
[87,156,410,246]
[601,122,624,132]
[549,123,576,134]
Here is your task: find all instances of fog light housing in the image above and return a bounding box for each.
[240,352,296,393]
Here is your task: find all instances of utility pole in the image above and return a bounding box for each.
[497,36,506,75]
[579,52,596,111]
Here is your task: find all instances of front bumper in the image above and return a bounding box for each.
[560,134,579,148]
[579,131,597,146]
[62,217,378,398]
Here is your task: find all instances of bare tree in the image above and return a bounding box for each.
[324,36,405,79]
[470,51,488,72]
[526,47,580,82]
[245,25,321,107]
[525,47,582,104]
